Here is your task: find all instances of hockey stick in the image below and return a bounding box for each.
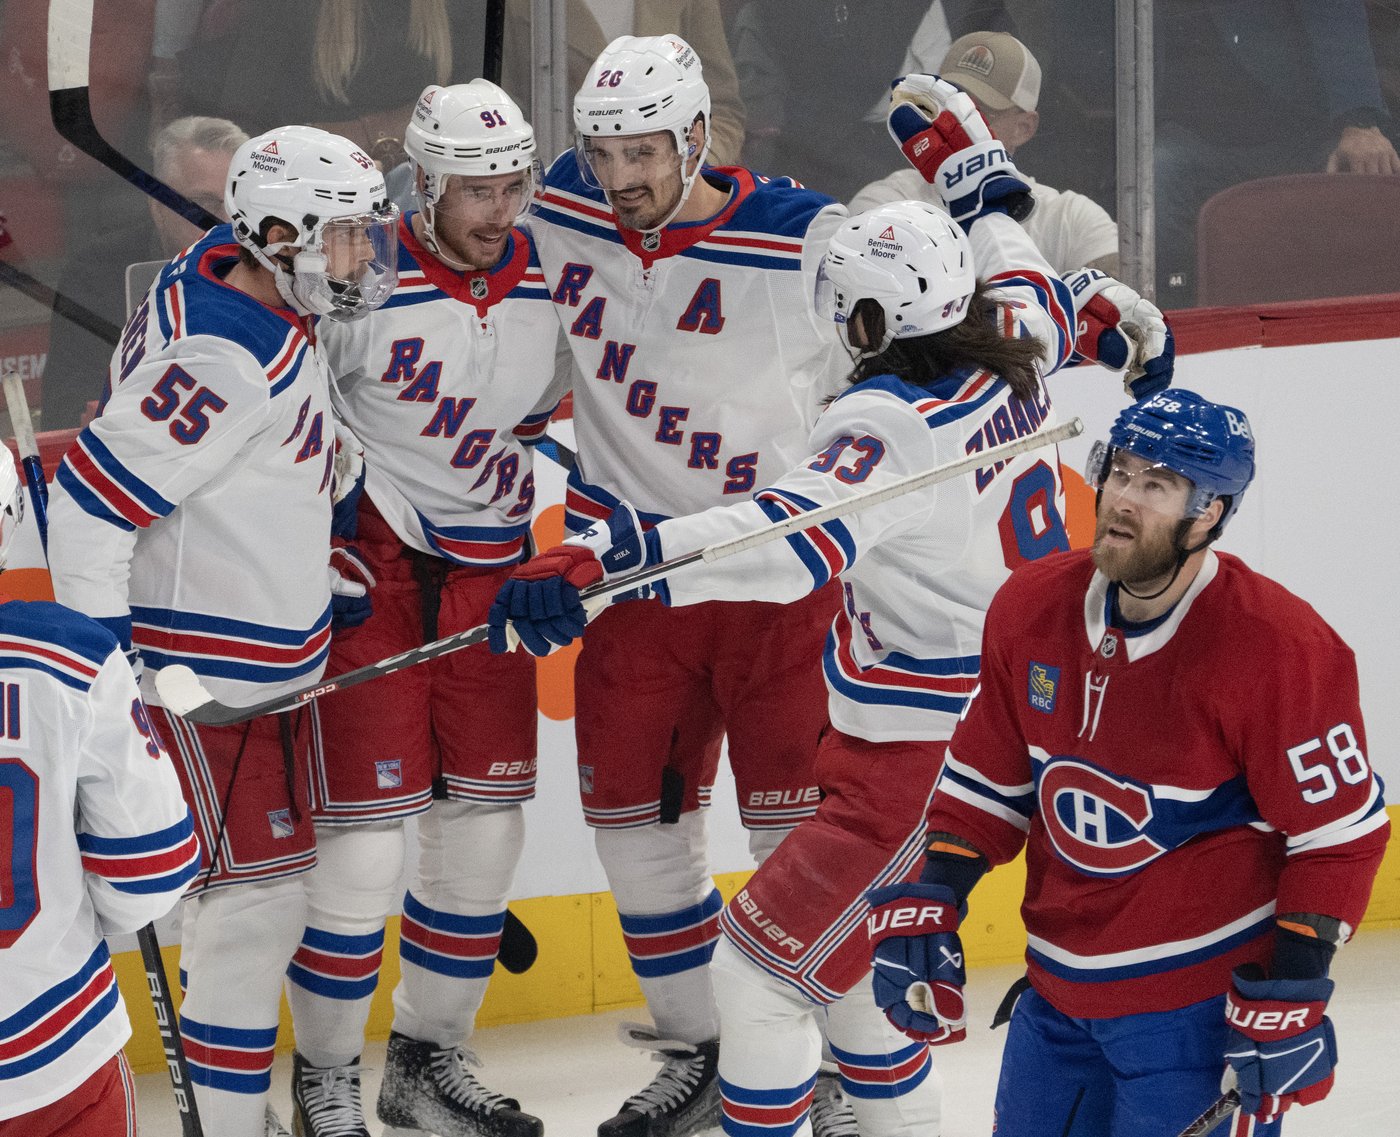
[1175,1089,1240,1137]
[0,259,124,344]
[483,0,506,84]
[48,0,218,232]
[5,362,203,1135]
[156,416,1084,726]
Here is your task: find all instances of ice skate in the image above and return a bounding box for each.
[596,1023,721,1137]
[290,1050,370,1137]
[376,1030,543,1137]
[809,1070,859,1137]
[265,1104,293,1137]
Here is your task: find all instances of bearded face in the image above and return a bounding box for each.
[1090,454,1196,589]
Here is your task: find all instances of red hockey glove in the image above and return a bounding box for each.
[886,73,1032,227]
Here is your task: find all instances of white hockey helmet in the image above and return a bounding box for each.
[0,451,24,571]
[226,125,400,321]
[404,81,540,262]
[815,200,977,353]
[573,35,711,227]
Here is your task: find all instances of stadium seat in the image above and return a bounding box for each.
[1194,173,1400,306]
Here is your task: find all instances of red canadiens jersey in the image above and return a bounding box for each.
[937,549,1389,1018]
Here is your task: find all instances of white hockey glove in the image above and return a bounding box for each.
[886,73,1033,228]
[1063,269,1175,399]
[331,420,366,538]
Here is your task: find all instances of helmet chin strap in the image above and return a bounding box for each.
[636,126,712,238]
[1119,518,1212,602]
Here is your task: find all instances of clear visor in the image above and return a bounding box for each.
[575,132,685,192]
[319,209,400,283]
[427,165,540,224]
[813,257,845,327]
[287,206,400,321]
[1085,441,1212,519]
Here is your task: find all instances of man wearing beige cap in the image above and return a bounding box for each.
[851,30,1120,276]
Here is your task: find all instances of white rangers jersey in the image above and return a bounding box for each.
[320,216,565,565]
[530,154,850,531]
[49,226,337,710]
[0,598,199,1119]
[655,214,1077,742]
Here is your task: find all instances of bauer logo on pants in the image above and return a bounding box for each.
[268,809,294,839]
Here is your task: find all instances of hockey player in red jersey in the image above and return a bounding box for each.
[493,71,1174,1137]
[46,125,398,1137]
[0,452,200,1137]
[867,389,1389,1135]
[283,81,563,1137]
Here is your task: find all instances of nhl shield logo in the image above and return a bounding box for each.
[375,759,403,790]
[268,809,294,839]
[470,276,488,300]
[642,231,661,252]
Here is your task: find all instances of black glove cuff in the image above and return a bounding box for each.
[918,848,989,906]
[1270,924,1336,980]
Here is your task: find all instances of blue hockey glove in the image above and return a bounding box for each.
[886,73,1032,227]
[488,502,657,656]
[865,882,967,1045]
[328,542,376,630]
[1063,268,1174,399]
[1223,965,1337,1122]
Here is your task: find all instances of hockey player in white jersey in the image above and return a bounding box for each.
[493,74,1173,1137]
[0,452,201,1136]
[46,125,398,1137]
[283,81,564,1137]
[524,33,869,1137]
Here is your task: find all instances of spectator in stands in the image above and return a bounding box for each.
[851,29,1119,276]
[1155,0,1400,305]
[42,115,247,430]
[728,1,952,199]
[579,0,746,164]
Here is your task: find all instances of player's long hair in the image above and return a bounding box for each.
[848,282,1045,399]
[314,0,452,105]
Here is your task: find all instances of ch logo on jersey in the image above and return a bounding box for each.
[375,760,403,790]
[1037,759,1166,875]
[268,809,294,839]
[1028,663,1059,714]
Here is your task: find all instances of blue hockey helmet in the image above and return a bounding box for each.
[1085,389,1255,535]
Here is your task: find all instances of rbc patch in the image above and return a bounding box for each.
[375,759,403,789]
[1028,662,1060,714]
[268,809,294,839]
[579,765,594,795]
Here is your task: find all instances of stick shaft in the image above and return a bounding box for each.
[165,417,1081,725]
[1176,1090,1240,1137]
[45,7,205,1128]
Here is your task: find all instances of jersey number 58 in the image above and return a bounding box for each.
[1287,723,1369,803]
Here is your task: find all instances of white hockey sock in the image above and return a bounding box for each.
[180,878,306,1137]
[391,801,523,1047]
[596,814,721,1043]
[713,937,822,1137]
[824,971,941,1136]
[286,822,405,1068]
